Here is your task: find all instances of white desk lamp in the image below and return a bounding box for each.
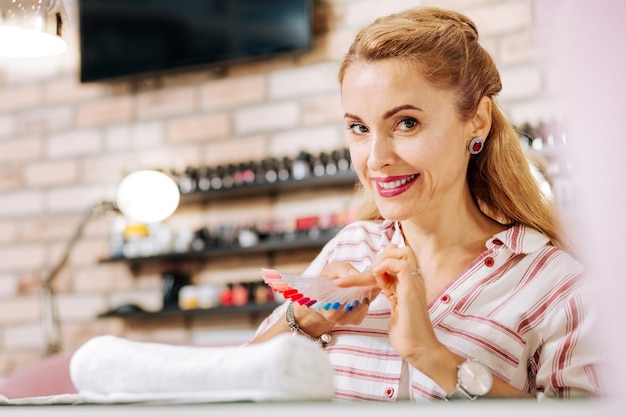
[0,0,68,58]
[41,170,180,354]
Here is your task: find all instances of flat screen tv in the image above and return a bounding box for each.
[78,0,313,83]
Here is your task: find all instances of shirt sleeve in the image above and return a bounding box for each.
[535,276,602,398]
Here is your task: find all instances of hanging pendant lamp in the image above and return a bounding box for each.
[0,0,68,58]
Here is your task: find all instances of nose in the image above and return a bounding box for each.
[367,133,396,171]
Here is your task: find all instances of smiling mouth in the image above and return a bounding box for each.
[374,174,418,197]
[377,174,417,189]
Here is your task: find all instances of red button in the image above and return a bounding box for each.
[484,257,495,267]
[441,294,451,304]
[385,387,394,398]
[493,238,503,245]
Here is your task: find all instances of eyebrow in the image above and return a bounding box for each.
[383,104,422,119]
[343,104,423,121]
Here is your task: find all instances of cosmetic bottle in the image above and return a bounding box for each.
[324,151,338,176]
[162,271,190,310]
[178,167,197,194]
[292,151,311,180]
[197,166,212,192]
[277,156,291,182]
[263,158,278,183]
[210,165,224,190]
[238,226,259,248]
[222,164,236,189]
[242,161,256,185]
[336,148,351,171]
[190,227,208,252]
[255,159,267,184]
[233,162,245,187]
[312,152,326,177]
[219,284,234,307]
[179,285,199,310]
[253,282,269,304]
[232,284,249,306]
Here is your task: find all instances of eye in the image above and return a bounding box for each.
[346,123,369,135]
[397,118,418,131]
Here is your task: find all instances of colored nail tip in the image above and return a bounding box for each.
[289,293,303,301]
[305,299,317,307]
[331,302,341,310]
[296,297,311,305]
[260,269,282,279]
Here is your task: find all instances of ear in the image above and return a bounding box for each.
[470,96,492,139]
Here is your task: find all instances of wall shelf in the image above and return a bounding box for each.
[100,158,358,322]
[100,227,340,266]
[98,302,282,320]
[178,169,358,204]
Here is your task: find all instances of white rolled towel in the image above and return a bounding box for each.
[69,333,334,403]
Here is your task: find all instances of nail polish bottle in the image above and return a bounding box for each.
[210,165,224,190]
[242,161,256,185]
[277,156,291,182]
[232,284,249,306]
[222,164,235,189]
[255,160,267,184]
[197,166,212,192]
[336,148,351,171]
[264,158,278,183]
[325,151,338,176]
[233,163,244,187]
[312,152,326,177]
[292,151,311,180]
[219,284,233,307]
[178,167,197,194]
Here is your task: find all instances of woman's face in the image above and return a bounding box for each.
[341,59,475,222]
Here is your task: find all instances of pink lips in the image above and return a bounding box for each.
[373,174,418,197]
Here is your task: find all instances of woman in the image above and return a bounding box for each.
[251,7,600,401]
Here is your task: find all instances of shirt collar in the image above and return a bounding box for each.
[384,221,549,255]
[490,224,550,254]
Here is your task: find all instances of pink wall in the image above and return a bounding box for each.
[554,0,626,414]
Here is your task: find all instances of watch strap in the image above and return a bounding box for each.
[445,385,478,401]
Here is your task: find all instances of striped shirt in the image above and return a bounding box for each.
[255,220,601,401]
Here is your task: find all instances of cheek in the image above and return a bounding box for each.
[348,143,368,168]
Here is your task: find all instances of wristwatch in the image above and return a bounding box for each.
[445,358,493,400]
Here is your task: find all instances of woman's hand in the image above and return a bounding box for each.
[293,262,379,331]
[369,244,444,363]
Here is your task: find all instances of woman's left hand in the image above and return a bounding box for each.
[370,244,443,364]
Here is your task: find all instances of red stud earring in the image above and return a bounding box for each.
[468,137,484,154]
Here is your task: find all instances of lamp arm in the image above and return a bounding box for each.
[43,201,118,288]
[41,200,118,354]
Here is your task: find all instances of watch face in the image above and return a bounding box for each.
[458,360,493,396]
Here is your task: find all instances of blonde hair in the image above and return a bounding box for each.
[339,7,567,250]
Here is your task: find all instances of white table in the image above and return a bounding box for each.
[0,399,613,417]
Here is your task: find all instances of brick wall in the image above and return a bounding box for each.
[0,0,559,382]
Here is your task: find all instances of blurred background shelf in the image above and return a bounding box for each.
[98,301,282,320]
[179,170,358,204]
[100,227,340,266]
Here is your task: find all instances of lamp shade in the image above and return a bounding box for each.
[0,0,68,58]
[115,170,180,224]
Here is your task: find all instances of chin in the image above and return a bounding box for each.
[377,208,411,222]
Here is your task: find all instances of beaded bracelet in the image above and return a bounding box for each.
[285,301,332,348]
